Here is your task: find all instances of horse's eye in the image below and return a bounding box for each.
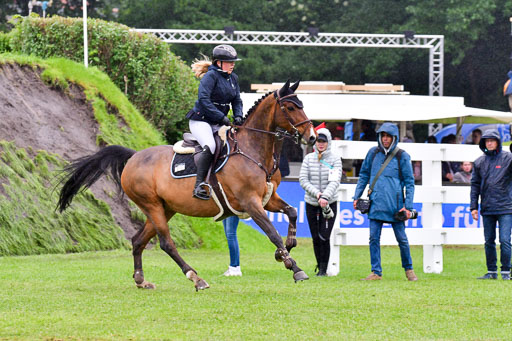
[287,106,295,111]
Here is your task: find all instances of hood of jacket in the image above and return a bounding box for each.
[479,129,502,155]
[314,128,333,156]
[376,122,399,154]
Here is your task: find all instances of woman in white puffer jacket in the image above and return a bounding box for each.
[299,128,342,276]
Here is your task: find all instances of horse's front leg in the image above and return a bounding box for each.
[264,192,298,253]
[246,199,308,282]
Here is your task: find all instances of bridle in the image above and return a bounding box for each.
[226,90,312,181]
[233,90,312,144]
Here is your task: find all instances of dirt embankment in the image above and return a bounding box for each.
[0,63,142,239]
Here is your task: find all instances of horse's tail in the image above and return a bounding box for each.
[57,145,136,212]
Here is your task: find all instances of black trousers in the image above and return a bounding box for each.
[305,202,337,265]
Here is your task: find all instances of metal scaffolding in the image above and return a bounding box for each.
[135,29,444,96]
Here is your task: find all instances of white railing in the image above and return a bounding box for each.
[327,140,485,276]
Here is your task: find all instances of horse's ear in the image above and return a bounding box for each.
[279,79,291,97]
[290,79,301,92]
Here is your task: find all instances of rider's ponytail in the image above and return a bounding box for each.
[191,54,212,78]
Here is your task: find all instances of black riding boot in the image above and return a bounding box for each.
[193,146,213,200]
[316,262,327,277]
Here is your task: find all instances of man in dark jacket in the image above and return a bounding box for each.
[471,129,512,280]
[353,122,417,281]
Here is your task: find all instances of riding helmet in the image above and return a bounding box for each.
[212,45,241,62]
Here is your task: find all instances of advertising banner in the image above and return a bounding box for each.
[243,181,483,237]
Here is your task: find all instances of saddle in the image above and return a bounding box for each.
[171,127,230,178]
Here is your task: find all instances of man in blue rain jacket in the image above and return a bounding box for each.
[353,122,417,281]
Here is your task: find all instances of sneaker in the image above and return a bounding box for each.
[361,272,382,281]
[405,269,418,281]
[502,272,511,280]
[223,266,242,277]
[477,272,498,280]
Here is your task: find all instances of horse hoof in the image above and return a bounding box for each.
[195,279,210,291]
[136,281,156,289]
[293,271,309,282]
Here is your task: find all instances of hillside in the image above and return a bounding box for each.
[0,55,168,254]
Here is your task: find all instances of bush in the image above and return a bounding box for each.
[8,16,198,143]
[0,32,11,53]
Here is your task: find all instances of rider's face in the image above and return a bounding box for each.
[219,61,235,74]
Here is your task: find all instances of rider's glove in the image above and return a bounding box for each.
[220,116,231,126]
[233,116,243,126]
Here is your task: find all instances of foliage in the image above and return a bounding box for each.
[0,32,11,53]
[0,140,129,256]
[0,243,508,339]
[116,0,512,112]
[7,16,198,143]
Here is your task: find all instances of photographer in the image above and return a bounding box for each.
[353,122,418,281]
[299,128,342,276]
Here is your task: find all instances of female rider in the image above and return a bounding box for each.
[187,44,244,200]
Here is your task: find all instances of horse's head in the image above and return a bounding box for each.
[274,80,316,145]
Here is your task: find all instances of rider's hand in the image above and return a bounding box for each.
[234,116,243,126]
[221,116,231,126]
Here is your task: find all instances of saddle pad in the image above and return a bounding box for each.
[170,141,230,178]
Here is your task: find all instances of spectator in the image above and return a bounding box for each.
[426,135,438,144]
[471,129,482,145]
[299,128,342,276]
[441,134,460,182]
[471,129,512,280]
[222,216,242,276]
[453,161,473,184]
[278,151,290,178]
[353,122,417,281]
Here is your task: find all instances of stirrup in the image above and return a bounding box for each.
[193,182,212,200]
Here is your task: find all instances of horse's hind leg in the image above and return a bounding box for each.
[265,193,298,252]
[147,206,209,291]
[132,219,157,289]
[245,199,308,282]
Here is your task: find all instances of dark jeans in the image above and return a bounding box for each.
[369,219,413,276]
[223,216,240,267]
[305,202,337,265]
[482,214,512,272]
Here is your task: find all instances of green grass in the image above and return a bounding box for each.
[0,241,510,340]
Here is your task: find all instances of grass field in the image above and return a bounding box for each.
[1,239,511,340]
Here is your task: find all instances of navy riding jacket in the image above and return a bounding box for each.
[187,64,243,124]
[470,129,512,215]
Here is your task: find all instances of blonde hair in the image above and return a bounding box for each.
[191,54,212,78]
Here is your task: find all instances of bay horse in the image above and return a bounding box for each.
[57,80,316,291]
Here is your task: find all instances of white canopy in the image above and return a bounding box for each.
[240,93,512,122]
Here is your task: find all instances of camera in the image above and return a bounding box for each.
[322,205,334,219]
[394,209,418,221]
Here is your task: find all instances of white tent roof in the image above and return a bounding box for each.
[240,93,512,122]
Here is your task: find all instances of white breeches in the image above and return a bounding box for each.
[189,120,216,152]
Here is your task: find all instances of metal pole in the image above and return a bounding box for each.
[83,0,88,68]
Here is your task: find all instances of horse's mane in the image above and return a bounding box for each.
[191,55,211,78]
[245,91,274,122]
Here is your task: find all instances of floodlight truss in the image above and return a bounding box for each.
[135,29,444,96]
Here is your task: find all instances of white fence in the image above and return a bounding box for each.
[327,140,486,276]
